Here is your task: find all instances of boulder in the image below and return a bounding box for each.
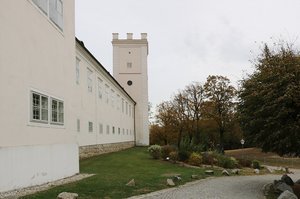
[126,179,135,186]
[167,178,175,186]
[274,180,293,193]
[57,192,78,199]
[254,169,260,174]
[173,176,182,182]
[265,166,274,173]
[292,184,300,198]
[295,179,300,184]
[282,174,294,186]
[205,170,214,175]
[222,169,230,176]
[231,169,240,175]
[278,190,297,199]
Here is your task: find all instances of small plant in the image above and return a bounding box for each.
[161,145,177,159]
[188,152,202,166]
[237,158,252,168]
[216,154,237,169]
[252,160,261,169]
[147,145,162,159]
[202,152,218,166]
[169,151,179,162]
[178,150,190,162]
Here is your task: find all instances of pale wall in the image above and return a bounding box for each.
[0,0,78,192]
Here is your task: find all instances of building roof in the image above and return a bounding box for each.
[75,37,136,105]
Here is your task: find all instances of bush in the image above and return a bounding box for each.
[188,152,202,166]
[252,160,261,169]
[237,158,252,167]
[202,152,218,166]
[147,145,162,159]
[161,145,177,159]
[169,151,178,162]
[216,154,237,169]
[178,150,190,162]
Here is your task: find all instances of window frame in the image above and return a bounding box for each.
[30,91,49,123]
[50,97,64,125]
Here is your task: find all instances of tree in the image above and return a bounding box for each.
[238,43,300,156]
[204,75,236,153]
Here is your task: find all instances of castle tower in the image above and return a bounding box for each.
[112,33,149,146]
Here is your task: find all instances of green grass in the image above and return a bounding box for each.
[21,147,220,199]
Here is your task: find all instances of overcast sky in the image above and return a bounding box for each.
[75,0,300,108]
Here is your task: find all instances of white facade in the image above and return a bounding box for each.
[0,0,79,192]
[112,33,150,146]
[0,1,147,193]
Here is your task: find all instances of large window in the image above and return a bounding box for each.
[30,91,64,125]
[51,98,64,124]
[32,0,64,31]
[31,92,48,122]
[98,78,103,99]
[88,122,93,132]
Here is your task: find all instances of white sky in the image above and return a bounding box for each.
[75,0,300,108]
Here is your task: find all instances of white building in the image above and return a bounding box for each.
[0,0,149,192]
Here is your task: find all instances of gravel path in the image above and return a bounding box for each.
[129,171,300,199]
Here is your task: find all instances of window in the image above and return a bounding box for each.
[88,122,93,132]
[105,84,109,104]
[122,98,124,113]
[127,62,132,68]
[77,119,80,132]
[122,128,125,135]
[126,102,128,115]
[76,57,80,84]
[117,94,120,110]
[106,125,110,134]
[126,129,128,135]
[32,0,64,31]
[51,98,64,124]
[118,128,120,135]
[98,78,103,99]
[87,68,93,92]
[31,92,48,122]
[112,126,115,134]
[99,123,103,134]
[129,104,131,117]
[111,89,115,107]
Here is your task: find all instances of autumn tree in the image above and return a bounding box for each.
[238,43,300,156]
[204,75,237,153]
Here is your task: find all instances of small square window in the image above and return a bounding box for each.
[88,122,93,132]
[127,62,132,68]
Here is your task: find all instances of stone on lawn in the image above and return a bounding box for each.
[126,179,135,186]
[231,169,239,175]
[173,176,181,182]
[191,174,199,179]
[205,170,214,175]
[222,169,230,176]
[167,178,175,186]
[254,169,260,174]
[274,180,293,193]
[266,166,274,173]
[282,174,294,186]
[57,192,78,199]
[278,190,297,199]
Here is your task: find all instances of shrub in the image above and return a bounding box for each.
[147,145,162,159]
[161,145,177,159]
[188,152,202,166]
[202,152,218,166]
[169,151,178,162]
[252,160,261,169]
[237,158,252,167]
[178,150,190,162]
[216,154,237,169]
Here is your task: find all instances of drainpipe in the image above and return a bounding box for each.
[133,103,136,146]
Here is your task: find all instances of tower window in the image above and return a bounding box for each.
[127,62,132,68]
[127,80,133,86]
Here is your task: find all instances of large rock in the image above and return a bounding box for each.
[126,179,135,186]
[222,169,230,176]
[265,166,274,173]
[57,192,78,199]
[167,178,175,186]
[191,174,199,179]
[295,179,300,184]
[254,169,260,174]
[274,180,294,193]
[282,174,294,186]
[278,190,297,199]
[231,169,240,175]
[292,184,300,198]
[205,170,214,175]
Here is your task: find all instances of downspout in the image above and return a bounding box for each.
[133,103,136,146]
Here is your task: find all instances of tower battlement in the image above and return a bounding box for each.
[112,33,147,40]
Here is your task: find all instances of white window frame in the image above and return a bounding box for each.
[31,91,49,123]
[105,84,109,104]
[98,78,103,99]
[106,125,110,134]
[87,68,93,92]
[126,101,128,115]
[51,98,64,125]
[99,123,103,134]
[88,121,93,133]
[122,98,124,113]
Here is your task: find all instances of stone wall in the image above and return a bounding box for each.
[79,141,135,159]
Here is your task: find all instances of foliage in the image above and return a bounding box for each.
[21,147,217,199]
[148,145,162,159]
[238,43,300,156]
[252,160,261,169]
[178,150,190,162]
[236,158,252,168]
[169,151,179,162]
[202,151,218,165]
[188,152,203,166]
[216,154,237,169]
[204,75,237,153]
[161,145,177,159]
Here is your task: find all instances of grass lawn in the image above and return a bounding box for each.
[21,147,220,199]
[226,148,300,169]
